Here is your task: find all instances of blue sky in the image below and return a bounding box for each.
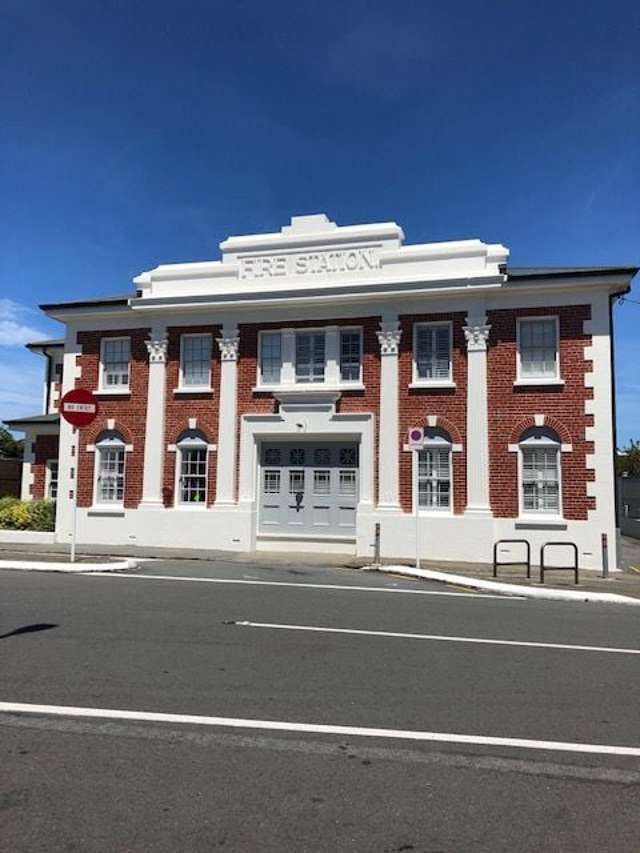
[1,0,638,442]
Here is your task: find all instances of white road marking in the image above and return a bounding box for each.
[84,572,522,600]
[1,701,639,757]
[233,621,640,656]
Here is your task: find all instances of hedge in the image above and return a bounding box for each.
[0,498,56,531]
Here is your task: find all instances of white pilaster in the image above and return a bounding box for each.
[376,320,402,510]
[139,330,168,509]
[214,327,240,506]
[463,315,492,515]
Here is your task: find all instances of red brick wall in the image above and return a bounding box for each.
[487,305,593,519]
[76,329,150,508]
[31,434,59,499]
[236,317,381,500]
[163,325,221,506]
[398,313,467,513]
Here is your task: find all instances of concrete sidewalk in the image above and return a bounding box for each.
[0,537,639,598]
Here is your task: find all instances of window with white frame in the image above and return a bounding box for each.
[295,331,325,383]
[180,334,212,388]
[100,337,130,389]
[176,432,208,505]
[95,433,126,505]
[414,323,451,382]
[46,459,59,500]
[519,427,561,515]
[260,332,282,384]
[339,329,362,382]
[417,428,452,510]
[518,318,559,380]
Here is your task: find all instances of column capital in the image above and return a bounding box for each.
[377,322,402,356]
[145,337,168,363]
[463,321,491,352]
[216,330,240,362]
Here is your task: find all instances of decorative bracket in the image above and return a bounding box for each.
[145,337,168,363]
[463,321,491,352]
[216,330,240,362]
[376,322,402,356]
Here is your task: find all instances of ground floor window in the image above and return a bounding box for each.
[520,427,561,514]
[95,434,126,505]
[46,459,59,500]
[177,432,208,505]
[417,428,452,511]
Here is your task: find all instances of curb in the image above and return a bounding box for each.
[0,559,138,574]
[365,565,640,607]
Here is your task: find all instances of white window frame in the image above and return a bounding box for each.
[99,336,131,393]
[413,432,453,515]
[45,459,59,500]
[255,326,365,391]
[412,321,454,387]
[258,330,283,386]
[516,316,562,385]
[518,430,562,519]
[93,435,126,507]
[178,333,212,391]
[175,433,209,508]
[339,327,363,384]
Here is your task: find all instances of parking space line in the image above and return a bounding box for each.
[231,621,640,655]
[1,701,639,757]
[85,572,523,600]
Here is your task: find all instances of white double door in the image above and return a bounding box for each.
[258,441,359,537]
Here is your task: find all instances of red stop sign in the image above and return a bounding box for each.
[60,389,99,428]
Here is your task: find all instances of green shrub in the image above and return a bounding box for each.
[0,501,31,529]
[28,499,56,532]
[0,496,19,513]
[0,498,56,531]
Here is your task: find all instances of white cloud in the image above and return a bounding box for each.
[0,298,46,347]
[0,357,44,426]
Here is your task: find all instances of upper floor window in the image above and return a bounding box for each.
[100,337,130,390]
[260,332,282,385]
[414,323,452,383]
[417,428,452,511]
[517,317,559,381]
[519,427,561,516]
[340,329,362,383]
[295,331,325,383]
[94,432,126,505]
[180,334,212,389]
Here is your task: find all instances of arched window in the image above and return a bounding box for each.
[417,428,452,511]
[519,427,561,515]
[94,431,126,506]
[176,431,208,505]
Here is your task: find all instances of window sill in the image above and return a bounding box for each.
[95,388,131,396]
[515,517,567,530]
[252,383,365,393]
[173,504,209,510]
[513,378,565,387]
[173,387,213,395]
[416,509,454,516]
[409,381,456,390]
[88,506,125,517]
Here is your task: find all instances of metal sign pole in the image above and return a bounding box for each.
[414,448,420,570]
[70,427,78,563]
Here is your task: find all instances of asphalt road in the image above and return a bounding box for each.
[1,560,639,852]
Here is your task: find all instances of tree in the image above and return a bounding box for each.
[0,425,23,459]
[617,440,640,477]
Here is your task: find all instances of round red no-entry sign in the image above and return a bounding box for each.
[60,388,99,428]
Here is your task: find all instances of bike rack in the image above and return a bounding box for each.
[493,540,531,578]
[540,542,579,585]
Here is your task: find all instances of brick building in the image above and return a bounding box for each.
[7,214,637,568]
